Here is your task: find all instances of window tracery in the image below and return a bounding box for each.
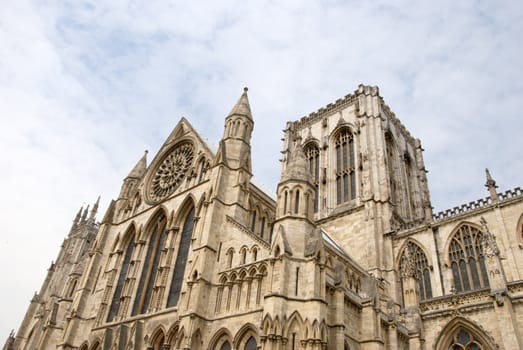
[449,224,489,293]
[132,215,167,315]
[107,234,135,322]
[167,206,195,307]
[399,241,432,300]
[335,129,356,204]
[447,328,487,350]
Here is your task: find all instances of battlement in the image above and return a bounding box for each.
[433,187,523,221]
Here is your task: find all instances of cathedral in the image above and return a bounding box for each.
[5,85,523,350]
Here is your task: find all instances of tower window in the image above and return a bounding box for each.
[335,129,355,204]
[304,143,320,212]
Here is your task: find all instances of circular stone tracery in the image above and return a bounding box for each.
[148,142,194,203]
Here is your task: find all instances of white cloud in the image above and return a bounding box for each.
[1,0,522,339]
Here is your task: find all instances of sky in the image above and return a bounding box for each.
[0,0,522,340]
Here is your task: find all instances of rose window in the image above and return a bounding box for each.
[148,142,194,202]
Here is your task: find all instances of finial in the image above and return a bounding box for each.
[485,168,499,202]
[89,196,100,222]
[145,149,148,155]
[243,87,248,92]
[81,205,89,222]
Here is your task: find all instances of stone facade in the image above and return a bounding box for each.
[5,85,523,350]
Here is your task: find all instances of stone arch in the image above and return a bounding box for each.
[166,323,180,346]
[149,326,167,348]
[396,238,433,301]
[173,195,197,228]
[262,314,273,335]
[79,341,89,350]
[234,323,259,349]
[395,238,433,271]
[239,245,249,265]
[444,221,489,293]
[443,221,485,265]
[226,247,235,268]
[139,207,169,241]
[285,312,304,350]
[251,245,259,262]
[434,317,497,350]
[209,328,234,350]
[330,124,357,205]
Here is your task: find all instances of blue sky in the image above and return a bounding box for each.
[1,0,522,339]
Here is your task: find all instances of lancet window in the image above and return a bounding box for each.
[304,143,320,212]
[167,206,195,307]
[132,214,168,315]
[335,128,356,204]
[449,224,489,293]
[107,234,135,321]
[399,241,432,300]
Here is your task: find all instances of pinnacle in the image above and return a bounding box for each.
[228,87,252,120]
[127,150,148,179]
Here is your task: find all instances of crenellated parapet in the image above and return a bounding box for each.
[433,187,522,222]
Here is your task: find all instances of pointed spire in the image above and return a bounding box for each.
[69,206,83,235]
[81,205,89,222]
[485,168,499,202]
[127,150,148,179]
[227,87,252,120]
[89,196,100,222]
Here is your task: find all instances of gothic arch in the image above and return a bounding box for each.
[166,323,180,346]
[116,223,137,251]
[173,196,197,227]
[139,207,169,241]
[330,125,357,205]
[395,238,433,270]
[79,341,89,350]
[434,317,497,350]
[443,221,485,265]
[445,222,489,293]
[284,311,305,338]
[209,328,234,350]
[148,326,167,348]
[233,323,259,349]
[396,239,433,300]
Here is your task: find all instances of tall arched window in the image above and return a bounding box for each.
[449,224,489,293]
[294,190,300,214]
[167,206,195,307]
[335,129,356,204]
[399,241,432,301]
[304,143,320,212]
[132,214,168,315]
[107,234,135,321]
